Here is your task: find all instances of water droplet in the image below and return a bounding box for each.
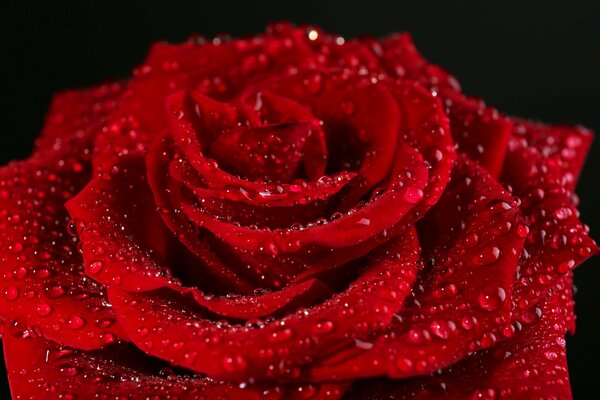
[10,242,23,254]
[557,259,575,273]
[357,218,371,226]
[88,261,104,274]
[36,303,53,317]
[553,207,572,220]
[270,327,294,342]
[478,286,506,311]
[470,388,496,399]
[307,29,319,41]
[430,320,455,339]
[66,218,84,236]
[464,233,479,248]
[296,384,318,399]
[46,285,66,298]
[476,246,501,266]
[407,328,431,344]
[14,266,28,279]
[355,339,374,349]
[516,224,529,238]
[222,355,249,372]
[404,187,423,204]
[66,316,86,330]
[3,286,19,301]
[395,357,413,372]
[313,321,335,334]
[58,363,81,377]
[100,333,116,344]
[461,315,477,330]
[480,332,497,348]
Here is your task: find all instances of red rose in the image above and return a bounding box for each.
[1,23,597,399]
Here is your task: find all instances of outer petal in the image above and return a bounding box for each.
[307,157,525,381]
[375,33,461,93]
[345,276,574,400]
[374,33,513,178]
[441,90,513,178]
[34,82,125,158]
[502,121,598,314]
[107,228,420,382]
[0,85,127,351]
[3,334,348,400]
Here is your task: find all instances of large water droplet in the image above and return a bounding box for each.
[270,327,294,342]
[3,286,19,301]
[66,316,86,330]
[222,355,249,373]
[36,303,53,317]
[404,187,423,204]
[557,259,575,273]
[476,246,501,266]
[478,286,506,311]
[312,320,335,335]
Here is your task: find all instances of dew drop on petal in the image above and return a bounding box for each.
[478,286,506,311]
[3,286,19,301]
[88,261,104,274]
[404,187,424,204]
[222,355,249,373]
[66,316,86,330]
[36,303,53,317]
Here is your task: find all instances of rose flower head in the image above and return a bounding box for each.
[0,23,596,399]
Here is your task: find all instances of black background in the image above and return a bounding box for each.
[1,1,598,398]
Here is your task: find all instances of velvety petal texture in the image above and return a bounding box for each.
[0,22,596,400]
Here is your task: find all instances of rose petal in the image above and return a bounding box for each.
[0,87,126,351]
[66,153,257,294]
[345,276,574,399]
[235,90,329,180]
[163,90,352,207]
[148,132,356,287]
[178,143,427,251]
[3,333,348,399]
[307,157,525,381]
[374,34,512,178]
[34,82,125,158]
[185,278,333,320]
[502,121,598,314]
[506,120,595,191]
[108,228,420,382]
[90,26,328,180]
[65,150,338,319]
[376,33,461,93]
[441,90,513,178]
[253,69,402,203]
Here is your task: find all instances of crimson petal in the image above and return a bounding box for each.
[108,228,420,382]
[0,162,126,350]
[375,33,461,93]
[3,334,348,400]
[345,276,574,399]
[307,158,525,381]
[441,90,513,178]
[374,34,512,178]
[0,87,127,350]
[65,150,336,318]
[502,121,598,314]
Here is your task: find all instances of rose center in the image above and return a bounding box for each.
[209,122,317,183]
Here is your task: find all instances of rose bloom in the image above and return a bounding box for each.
[0,23,596,400]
